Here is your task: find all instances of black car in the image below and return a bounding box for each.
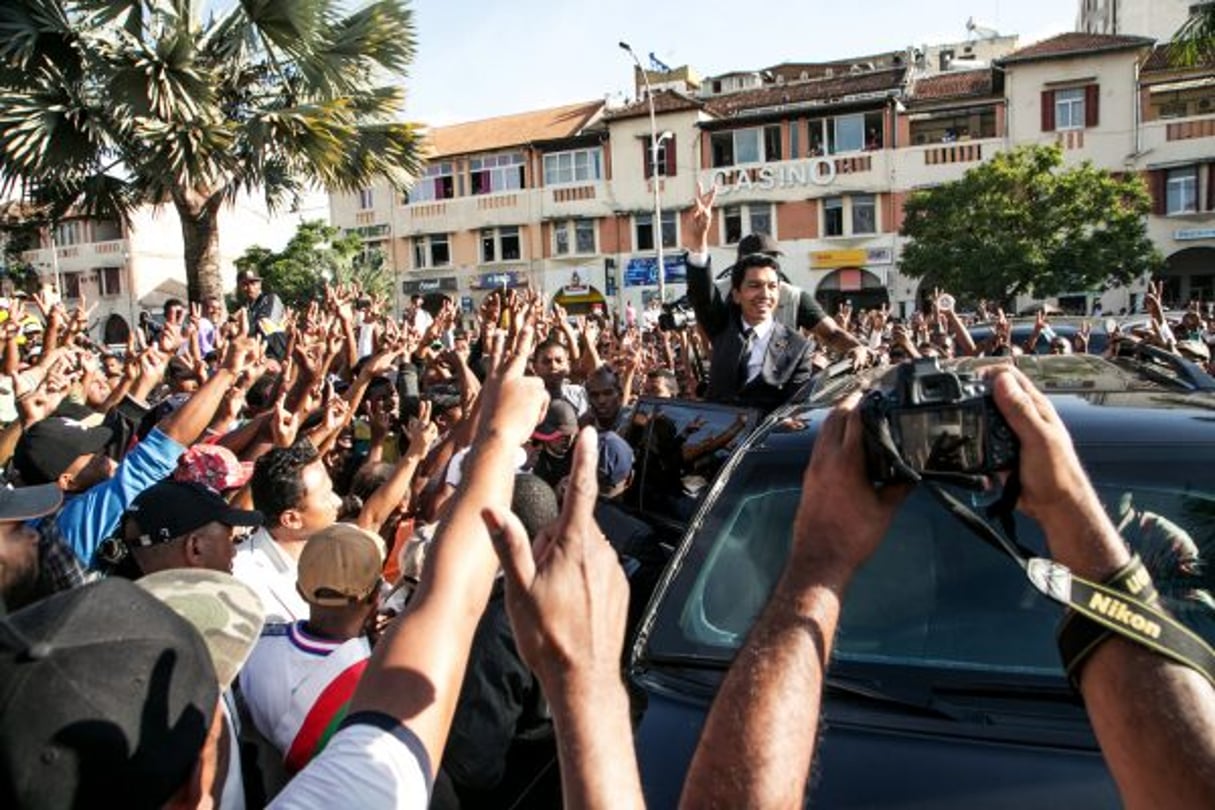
[625,354,1215,808]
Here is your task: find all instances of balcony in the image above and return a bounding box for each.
[920,142,985,165]
[1141,114,1215,165]
[893,138,1003,187]
[21,239,128,272]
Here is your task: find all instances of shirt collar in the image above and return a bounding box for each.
[741,316,775,340]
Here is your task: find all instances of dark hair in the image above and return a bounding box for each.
[588,365,621,391]
[730,253,781,291]
[162,298,185,316]
[251,440,320,526]
[534,338,568,359]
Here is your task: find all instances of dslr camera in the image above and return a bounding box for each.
[658,297,697,332]
[860,358,1018,485]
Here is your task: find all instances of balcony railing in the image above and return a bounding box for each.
[551,185,597,204]
[1166,116,1215,141]
[922,142,984,165]
[477,193,522,210]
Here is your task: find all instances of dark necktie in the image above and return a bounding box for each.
[738,326,756,385]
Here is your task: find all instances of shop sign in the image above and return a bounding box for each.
[624,255,687,287]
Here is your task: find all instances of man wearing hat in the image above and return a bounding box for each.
[236,268,286,359]
[0,483,63,611]
[529,399,580,488]
[0,571,264,809]
[686,184,873,374]
[99,479,264,579]
[239,524,384,775]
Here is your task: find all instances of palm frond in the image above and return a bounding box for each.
[1171,6,1215,67]
[0,0,82,83]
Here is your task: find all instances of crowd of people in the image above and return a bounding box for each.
[0,185,1211,810]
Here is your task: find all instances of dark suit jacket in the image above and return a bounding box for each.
[686,253,815,410]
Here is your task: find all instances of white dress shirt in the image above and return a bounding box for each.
[741,316,775,383]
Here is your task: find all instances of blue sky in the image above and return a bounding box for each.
[403,0,1076,126]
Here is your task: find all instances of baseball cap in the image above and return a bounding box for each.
[532,399,579,442]
[136,569,265,689]
[0,483,62,522]
[122,480,263,549]
[174,444,253,492]
[296,523,386,607]
[736,233,783,258]
[12,417,113,486]
[597,432,635,490]
[0,577,230,808]
[236,268,262,284]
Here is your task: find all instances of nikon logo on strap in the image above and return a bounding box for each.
[1088,591,1162,640]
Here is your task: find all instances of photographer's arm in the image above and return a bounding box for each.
[990,368,1215,810]
[680,396,907,809]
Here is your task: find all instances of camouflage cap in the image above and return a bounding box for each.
[136,569,265,689]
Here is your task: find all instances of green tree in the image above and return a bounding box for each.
[235,219,378,309]
[898,144,1160,304]
[0,0,423,302]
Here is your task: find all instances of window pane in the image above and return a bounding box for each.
[432,236,450,266]
[1167,170,1198,214]
[1056,88,1085,130]
[636,214,654,251]
[834,114,864,153]
[724,207,743,244]
[413,239,426,268]
[734,129,761,164]
[481,229,496,262]
[661,212,677,248]
[763,125,782,162]
[748,205,772,237]
[825,198,844,237]
[575,220,595,253]
[711,132,735,167]
[852,195,876,234]
[555,222,570,255]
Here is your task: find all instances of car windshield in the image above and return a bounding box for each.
[645,445,1215,679]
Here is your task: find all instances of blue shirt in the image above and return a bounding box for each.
[49,427,185,567]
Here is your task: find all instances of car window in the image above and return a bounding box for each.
[646,446,1215,678]
[623,400,755,528]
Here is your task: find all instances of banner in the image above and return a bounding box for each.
[624,255,687,287]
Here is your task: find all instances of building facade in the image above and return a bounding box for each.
[333,30,1215,320]
[18,192,323,344]
[1076,0,1206,40]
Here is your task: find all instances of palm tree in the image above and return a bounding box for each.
[1171,3,1215,67]
[0,0,424,301]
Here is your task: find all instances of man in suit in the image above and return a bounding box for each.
[684,188,816,410]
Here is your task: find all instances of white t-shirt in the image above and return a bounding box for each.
[268,714,430,809]
[232,528,309,624]
[240,622,373,769]
[443,445,529,489]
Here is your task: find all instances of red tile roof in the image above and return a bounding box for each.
[604,89,704,121]
[424,101,604,158]
[999,32,1153,64]
[909,70,994,103]
[703,67,906,119]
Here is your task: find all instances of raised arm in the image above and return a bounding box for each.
[347,323,548,772]
[684,183,731,338]
[158,336,259,446]
[681,394,907,808]
[483,427,642,810]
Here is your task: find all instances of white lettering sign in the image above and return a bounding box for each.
[711,159,838,195]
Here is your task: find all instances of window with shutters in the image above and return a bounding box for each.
[1043,85,1098,132]
[643,136,677,178]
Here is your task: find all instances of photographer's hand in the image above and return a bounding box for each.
[682,394,908,810]
[986,364,1215,810]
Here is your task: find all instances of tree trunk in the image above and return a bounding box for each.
[175,192,224,302]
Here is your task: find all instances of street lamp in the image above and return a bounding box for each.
[619,41,670,303]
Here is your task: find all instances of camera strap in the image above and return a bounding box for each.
[918,475,1215,690]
